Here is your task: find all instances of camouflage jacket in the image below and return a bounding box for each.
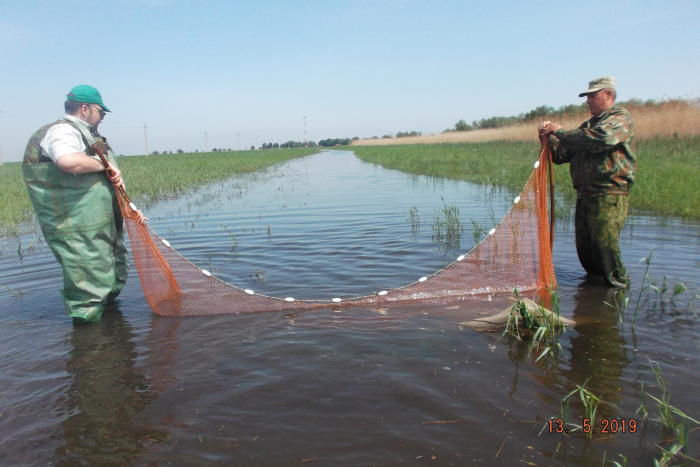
[549,105,636,198]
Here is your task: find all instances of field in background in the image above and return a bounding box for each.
[0,148,319,236]
[352,102,700,146]
[344,136,700,218]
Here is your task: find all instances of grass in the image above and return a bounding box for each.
[638,358,700,466]
[406,206,420,235]
[605,249,698,325]
[431,197,462,250]
[638,359,700,430]
[344,135,700,218]
[562,379,604,439]
[501,288,565,362]
[539,378,608,439]
[0,148,319,236]
[0,163,33,236]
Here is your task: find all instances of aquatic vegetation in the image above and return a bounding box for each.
[632,251,654,325]
[563,379,604,439]
[501,288,565,362]
[539,378,609,440]
[605,249,699,325]
[220,224,239,252]
[406,206,420,236]
[469,219,487,248]
[638,359,700,430]
[637,359,700,465]
[0,283,23,297]
[603,453,628,467]
[431,198,462,250]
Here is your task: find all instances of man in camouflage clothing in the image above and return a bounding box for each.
[539,76,635,287]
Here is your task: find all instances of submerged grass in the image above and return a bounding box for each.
[345,135,700,218]
[431,197,462,250]
[638,358,700,466]
[605,249,699,325]
[0,148,318,236]
[502,288,565,362]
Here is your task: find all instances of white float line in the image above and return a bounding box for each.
[143,158,545,304]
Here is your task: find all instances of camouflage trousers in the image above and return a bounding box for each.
[575,194,629,287]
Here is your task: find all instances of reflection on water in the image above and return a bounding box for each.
[563,284,629,409]
[1,151,699,464]
[53,308,169,464]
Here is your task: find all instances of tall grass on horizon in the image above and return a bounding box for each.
[0,148,319,236]
[353,101,700,146]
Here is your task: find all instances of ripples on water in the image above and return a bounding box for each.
[1,150,699,465]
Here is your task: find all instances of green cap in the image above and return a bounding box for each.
[579,76,616,97]
[66,84,111,112]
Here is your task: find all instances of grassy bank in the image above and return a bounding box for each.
[0,148,318,236]
[343,136,700,218]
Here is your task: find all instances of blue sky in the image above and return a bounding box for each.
[1,0,698,161]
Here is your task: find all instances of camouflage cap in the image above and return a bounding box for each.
[579,76,616,97]
[66,84,111,112]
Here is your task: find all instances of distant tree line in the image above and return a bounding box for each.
[396,131,422,138]
[363,132,422,139]
[318,138,353,147]
[444,98,695,133]
[260,141,317,149]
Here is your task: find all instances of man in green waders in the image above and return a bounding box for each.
[539,77,636,287]
[23,85,146,323]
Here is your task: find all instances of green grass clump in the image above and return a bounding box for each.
[0,148,318,236]
[0,163,35,236]
[345,135,700,218]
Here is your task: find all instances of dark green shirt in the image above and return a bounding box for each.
[549,105,636,199]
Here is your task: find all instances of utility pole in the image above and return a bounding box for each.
[238,132,240,151]
[143,122,148,156]
[304,115,308,147]
[204,131,208,152]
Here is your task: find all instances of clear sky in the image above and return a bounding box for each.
[1,0,698,161]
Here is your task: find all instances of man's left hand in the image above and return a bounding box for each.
[133,208,149,225]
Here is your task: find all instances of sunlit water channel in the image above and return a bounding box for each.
[1,150,699,465]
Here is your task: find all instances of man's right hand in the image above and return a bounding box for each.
[538,121,552,136]
[538,121,562,137]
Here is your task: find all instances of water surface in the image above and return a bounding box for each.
[1,150,699,465]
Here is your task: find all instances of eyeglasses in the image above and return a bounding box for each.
[87,104,106,117]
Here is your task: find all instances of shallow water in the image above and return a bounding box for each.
[1,150,699,465]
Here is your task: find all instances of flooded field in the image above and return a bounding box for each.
[1,150,699,465]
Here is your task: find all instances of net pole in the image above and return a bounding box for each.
[546,141,555,252]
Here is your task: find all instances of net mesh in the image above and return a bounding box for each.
[116,143,556,317]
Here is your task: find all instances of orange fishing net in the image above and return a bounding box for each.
[115,143,556,317]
